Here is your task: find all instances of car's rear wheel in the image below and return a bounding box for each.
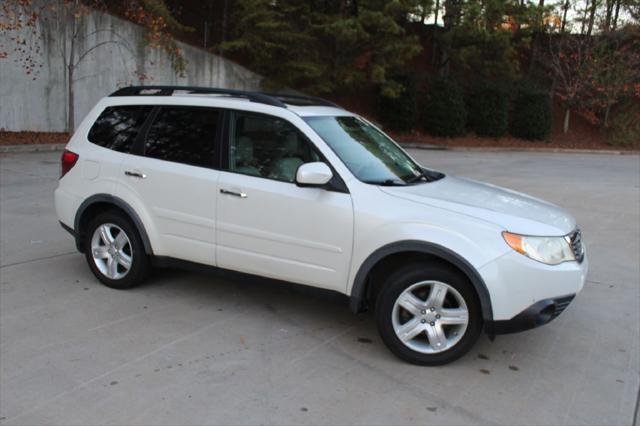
[375,262,481,365]
[84,211,150,289]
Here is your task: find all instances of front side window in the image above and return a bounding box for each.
[304,116,423,185]
[145,106,219,168]
[228,112,320,183]
[88,106,153,153]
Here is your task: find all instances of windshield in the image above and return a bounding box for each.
[304,116,424,185]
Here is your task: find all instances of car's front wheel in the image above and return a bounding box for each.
[375,262,482,365]
[84,211,150,289]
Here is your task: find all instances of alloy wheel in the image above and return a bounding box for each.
[391,280,469,354]
[90,223,133,280]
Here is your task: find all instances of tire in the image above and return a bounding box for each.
[83,210,150,289]
[375,262,482,365]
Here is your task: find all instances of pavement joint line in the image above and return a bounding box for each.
[0,143,66,153]
[0,251,78,269]
[624,335,640,426]
[402,143,640,155]
[287,324,358,366]
[268,319,493,424]
[0,166,56,179]
[84,303,174,333]
[561,320,600,426]
[3,307,249,424]
[634,381,640,426]
[318,333,497,425]
[586,279,616,287]
[18,302,177,364]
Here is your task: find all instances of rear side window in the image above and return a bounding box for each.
[88,106,152,152]
[145,106,219,168]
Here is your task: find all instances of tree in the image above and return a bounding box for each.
[547,34,594,133]
[219,0,421,95]
[560,0,572,32]
[317,2,422,96]
[378,74,418,131]
[434,0,559,83]
[439,0,522,83]
[586,0,601,35]
[0,0,191,131]
[627,0,640,22]
[413,0,434,23]
[218,0,323,90]
[581,27,640,129]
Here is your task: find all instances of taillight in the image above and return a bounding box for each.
[60,149,79,179]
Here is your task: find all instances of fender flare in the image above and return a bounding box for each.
[349,240,493,322]
[74,194,153,254]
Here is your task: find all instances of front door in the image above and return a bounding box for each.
[216,111,353,292]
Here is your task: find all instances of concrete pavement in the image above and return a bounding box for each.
[1,150,639,425]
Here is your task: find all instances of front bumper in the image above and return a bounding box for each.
[486,294,575,335]
[479,249,588,322]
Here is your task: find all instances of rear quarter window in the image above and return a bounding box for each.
[88,106,153,152]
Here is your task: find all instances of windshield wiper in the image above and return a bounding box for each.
[364,179,406,186]
[405,172,427,184]
[405,169,446,184]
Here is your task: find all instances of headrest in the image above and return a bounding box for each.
[282,132,298,154]
[236,136,253,162]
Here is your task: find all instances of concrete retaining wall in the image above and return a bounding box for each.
[0,7,262,132]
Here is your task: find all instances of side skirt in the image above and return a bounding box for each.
[151,256,350,307]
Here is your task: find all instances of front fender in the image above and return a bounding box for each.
[348,222,510,322]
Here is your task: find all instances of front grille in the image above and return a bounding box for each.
[566,229,585,263]
[551,295,575,319]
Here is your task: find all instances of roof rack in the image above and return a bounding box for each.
[109,85,340,109]
[109,86,286,107]
[261,92,340,108]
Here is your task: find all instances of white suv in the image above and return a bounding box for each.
[55,86,588,365]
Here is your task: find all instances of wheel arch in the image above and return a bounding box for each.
[349,240,493,322]
[74,194,153,255]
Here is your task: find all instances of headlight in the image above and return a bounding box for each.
[502,231,575,265]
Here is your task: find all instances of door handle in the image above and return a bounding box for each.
[125,170,146,179]
[220,189,247,198]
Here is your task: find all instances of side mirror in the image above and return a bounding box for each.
[296,162,333,187]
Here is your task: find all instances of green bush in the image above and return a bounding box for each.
[466,83,509,138]
[377,75,417,132]
[421,79,467,137]
[511,83,552,140]
[609,102,640,146]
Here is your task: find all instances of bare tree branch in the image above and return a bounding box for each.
[74,40,132,68]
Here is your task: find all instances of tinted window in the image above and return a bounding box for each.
[229,112,319,183]
[145,107,219,168]
[88,106,152,152]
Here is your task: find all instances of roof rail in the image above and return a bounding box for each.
[261,92,340,108]
[109,85,340,109]
[109,86,286,107]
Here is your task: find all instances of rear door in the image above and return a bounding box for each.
[84,105,155,196]
[117,106,222,265]
[215,110,354,293]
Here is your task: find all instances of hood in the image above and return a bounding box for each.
[380,175,576,236]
